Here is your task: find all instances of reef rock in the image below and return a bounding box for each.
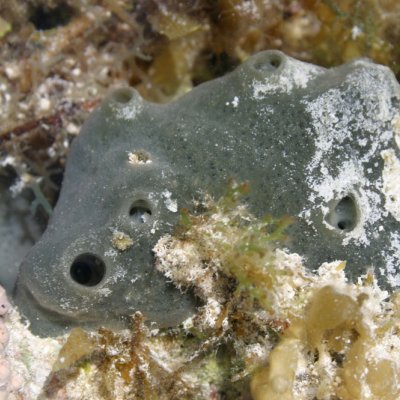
[13,50,400,336]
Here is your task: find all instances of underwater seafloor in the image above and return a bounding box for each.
[1,1,400,399]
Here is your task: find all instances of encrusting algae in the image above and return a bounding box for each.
[3,181,400,399]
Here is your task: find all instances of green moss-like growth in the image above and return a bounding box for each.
[176,180,292,311]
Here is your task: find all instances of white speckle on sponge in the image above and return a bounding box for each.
[111,89,143,120]
[253,57,324,98]
[392,114,400,149]
[162,190,178,213]
[383,232,400,287]
[381,149,400,222]
[301,62,399,248]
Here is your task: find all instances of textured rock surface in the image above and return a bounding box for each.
[14,50,400,336]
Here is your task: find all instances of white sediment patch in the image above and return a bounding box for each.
[113,102,143,120]
[162,189,178,213]
[301,60,399,248]
[391,114,400,149]
[111,89,143,120]
[253,57,324,99]
[383,232,400,287]
[381,149,400,222]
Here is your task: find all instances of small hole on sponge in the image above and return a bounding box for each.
[112,88,133,104]
[130,200,152,223]
[269,56,282,68]
[70,254,105,286]
[327,196,358,232]
[253,54,283,72]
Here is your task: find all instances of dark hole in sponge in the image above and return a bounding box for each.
[130,200,152,223]
[70,254,105,286]
[269,56,282,68]
[253,54,283,73]
[29,3,76,31]
[112,88,134,104]
[337,219,351,230]
[327,196,358,232]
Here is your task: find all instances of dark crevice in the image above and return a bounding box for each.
[29,3,76,31]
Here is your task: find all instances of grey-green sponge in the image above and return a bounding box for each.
[14,50,400,336]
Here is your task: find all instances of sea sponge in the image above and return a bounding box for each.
[13,50,400,336]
